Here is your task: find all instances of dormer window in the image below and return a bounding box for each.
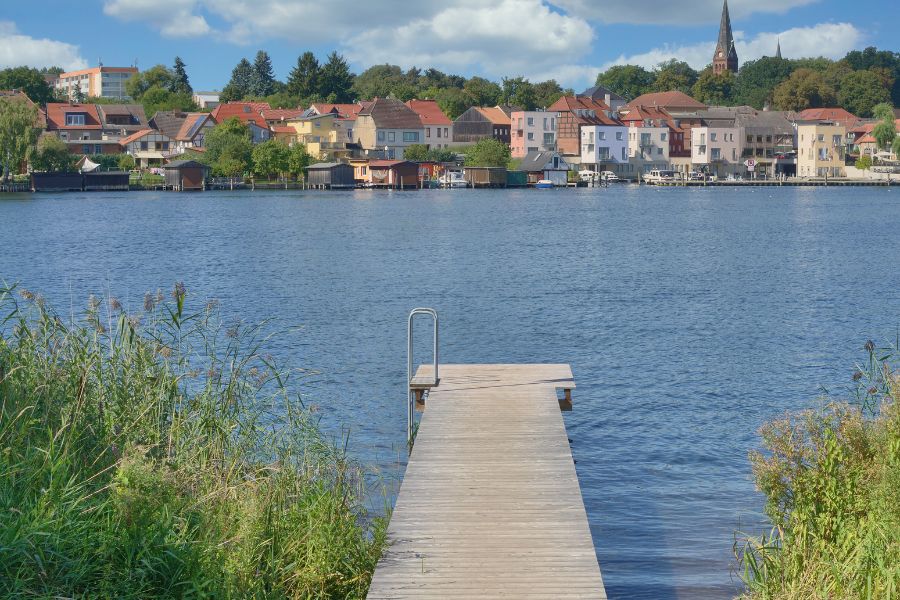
[66,113,86,126]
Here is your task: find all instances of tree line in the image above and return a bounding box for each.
[595,47,900,117]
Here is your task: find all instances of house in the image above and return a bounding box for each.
[286,112,356,160]
[149,111,216,154]
[354,98,424,160]
[349,158,371,183]
[847,119,900,157]
[305,162,356,189]
[579,85,626,111]
[519,151,570,186]
[260,108,305,129]
[309,103,369,119]
[365,160,418,188]
[120,129,174,168]
[97,104,148,139]
[510,110,556,158]
[162,160,209,191]
[620,105,687,175]
[452,106,514,145]
[406,100,453,149]
[463,167,507,188]
[690,108,744,178]
[797,121,846,178]
[210,102,272,143]
[580,118,628,175]
[52,65,138,100]
[548,96,613,160]
[737,110,796,177]
[192,92,220,109]
[45,103,122,155]
[627,91,707,114]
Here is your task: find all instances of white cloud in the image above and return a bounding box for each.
[601,22,864,71]
[103,0,210,37]
[0,21,87,71]
[346,0,593,82]
[554,0,820,25]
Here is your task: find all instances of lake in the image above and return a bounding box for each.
[2,185,899,599]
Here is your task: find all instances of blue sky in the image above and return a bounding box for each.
[0,0,894,91]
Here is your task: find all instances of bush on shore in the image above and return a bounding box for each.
[0,284,385,599]
[737,341,900,599]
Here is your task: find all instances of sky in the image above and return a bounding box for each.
[0,0,895,92]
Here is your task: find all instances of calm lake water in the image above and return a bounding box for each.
[2,185,899,598]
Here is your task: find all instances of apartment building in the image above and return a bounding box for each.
[797,122,846,178]
[53,65,138,100]
[510,110,556,158]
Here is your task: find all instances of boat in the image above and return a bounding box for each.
[535,179,554,189]
[440,171,468,188]
[644,169,676,184]
[600,171,620,183]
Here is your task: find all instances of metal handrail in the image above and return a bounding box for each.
[407,308,438,450]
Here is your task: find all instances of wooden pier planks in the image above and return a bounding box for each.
[367,364,606,600]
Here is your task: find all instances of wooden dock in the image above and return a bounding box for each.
[367,364,606,599]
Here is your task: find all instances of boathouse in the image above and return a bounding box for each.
[83,171,129,191]
[464,166,507,188]
[368,160,418,189]
[520,151,570,186]
[305,162,356,189]
[162,160,209,191]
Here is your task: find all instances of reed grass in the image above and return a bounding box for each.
[736,340,900,599]
[0,284,386,599]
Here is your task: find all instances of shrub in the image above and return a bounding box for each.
[0,285,385,598]
[855,155,873,170]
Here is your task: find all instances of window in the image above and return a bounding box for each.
[746,135,753,143]
[443,128,448,137]
[543,117,548,129]
[426,128,431,138]
[527,132,534,140]
[711,147,721,160]
[817,134,824,142]
[832,135,841,147]
[661,132,667,141]
[598,131,606,140]
[377,131,385,141]
[402,132,418,142]
[732,148,736,160]
[436,128,441,138]
[315,122,321,128]
[527,117,534,126]
[700,133,706,144]
[597,147,610,159]
[621,147,626,161]
[82,145,91,154]
[140,141,148,151]
[710,132,717,141]
[766,135,772,143]
[640,133,651,146]
[657,147,662,155]
[388,132,395,142]
[543,133,553,146]
[550,118,555,129]
[162,142,169,151]
[616,131,623,141]
[517,118,522,128]
[588,132,595,143]
[756,135,762,143]
[66,113,86,126]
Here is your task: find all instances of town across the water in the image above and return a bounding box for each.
[2,0,898,190]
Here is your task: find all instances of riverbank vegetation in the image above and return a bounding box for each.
[737,341,900,598]
[0,285,385,598]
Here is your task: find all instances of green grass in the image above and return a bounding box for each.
[0,284,386,599]
[736,341,900,599]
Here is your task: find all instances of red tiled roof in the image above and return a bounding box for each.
[368,160,413,168]
[271,126,296,134]
[310,103,366,119]
[626,91,706,111]
[857,134,877,144]
[798,108,858,125]
[405,99,452,125]
[473,106,511,125]
[261,108,304,121]
[548,96,620,125]
[46,103,103,130]
[210,102,271,126]
[174,113,211,141]
[620,105,680,130]
[119,128,162,146]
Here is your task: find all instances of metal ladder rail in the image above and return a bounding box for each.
[407,308,438,451]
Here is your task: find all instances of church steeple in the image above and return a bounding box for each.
[713,0,739,75]
[775,38,782,59]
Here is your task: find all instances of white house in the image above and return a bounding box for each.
[519,151,570,186]
[120,129,174,168]
[580,122,628,173]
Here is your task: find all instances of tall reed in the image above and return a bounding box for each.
[736,340,900,599]
[0,284,385,599]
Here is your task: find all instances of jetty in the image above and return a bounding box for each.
[368,310,605,599]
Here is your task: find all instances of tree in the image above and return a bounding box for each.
[837,70,891,117]
[125,65,177,100]
[204,118,253,177]
[352,64,405,100]
[691,68,734,105]
[118,154,136,171]
[651,60,698,95]
[287,51,320,99]
[893,136,900,158]
[251,51,276,97]
[843,46,900,104]
[0,67,57,105]
[403,144,430,162]
[532,80,566,109]
[171,57,192,95]
[464,138,511,168]
[319,52,355,103]
[501,77,536,110]
[595,65,655,100]
[288,143,312,179]
[732,57,793,108]
[222,59,254,102]
[251,139,290,179]
[139,86,197,117]
[871,103,896,150]
[29,134,72,173]
[773,68,836,111]
[72,85,86,104]
[0,97,40,181]
[855,155,872,170]
[463,76,502,107]
[432,87,470,120]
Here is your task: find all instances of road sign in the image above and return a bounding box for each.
[744,159,756,169]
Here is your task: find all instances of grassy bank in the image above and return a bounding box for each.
[737,341,900,598]
[0,285,385,599]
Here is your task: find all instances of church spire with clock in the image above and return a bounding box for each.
[713,0,739,75]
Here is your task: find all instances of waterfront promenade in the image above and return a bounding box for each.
[367,364,606,599]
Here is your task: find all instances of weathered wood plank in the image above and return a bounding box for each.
[367,364,605,599]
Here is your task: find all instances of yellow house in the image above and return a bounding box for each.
[797,122,846,178]
[285,113,355,161]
